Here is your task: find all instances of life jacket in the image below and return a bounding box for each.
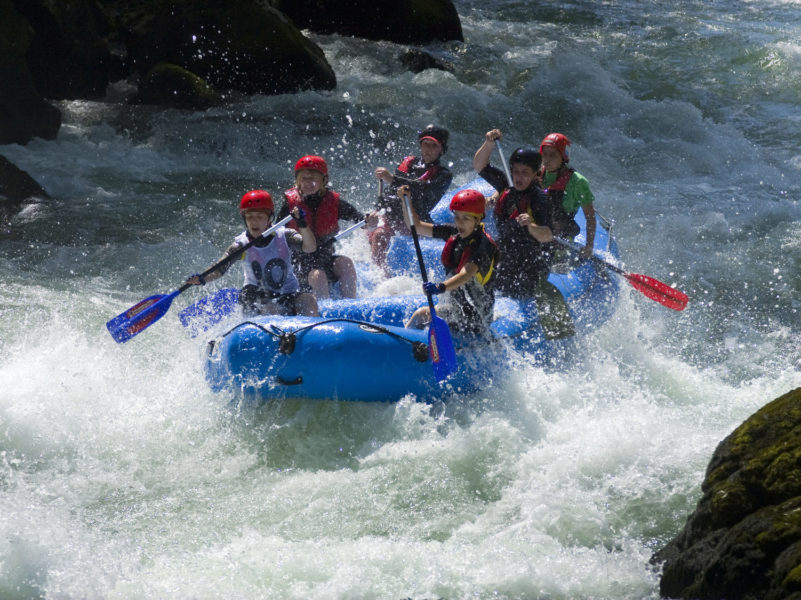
[495,187,539,221]
[441,224,497,286]
[397,155,442,182]
[543,167,580,237]
[283,188,341,238]
[234,229,300,294]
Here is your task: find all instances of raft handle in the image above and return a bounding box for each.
[276,375,303,386]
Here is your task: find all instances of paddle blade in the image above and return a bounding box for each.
[625,273,688,311]
[428,315,458,381]
[106,291,179,343]
[178,288,240,336]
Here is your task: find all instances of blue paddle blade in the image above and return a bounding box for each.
[178,288,240,336]
[106,290,179,343]
[428,314,458,381]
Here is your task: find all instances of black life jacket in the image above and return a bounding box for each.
[440,224,497,286]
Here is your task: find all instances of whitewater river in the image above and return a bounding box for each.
[1,0,800,597]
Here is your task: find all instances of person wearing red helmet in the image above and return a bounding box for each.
[401,186,499,337]
[278,155,364,300]
[473,129,574,340]
[186,190,318,317]
[539,132,596,259]
[366,125,453,274]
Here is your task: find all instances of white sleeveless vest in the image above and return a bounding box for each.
[234,228,300,294]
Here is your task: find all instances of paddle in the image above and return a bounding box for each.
[400,192,458,381]
[494,139,688,311]
[106,213,293,343]
[177,215,367,333]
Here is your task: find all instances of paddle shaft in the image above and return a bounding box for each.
[321,218,365,249]
[196,213,294,282]
[495,139,687,310]
[107,213,294,342]
[401,194,437,313]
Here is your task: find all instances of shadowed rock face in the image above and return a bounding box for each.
[655,387,801,600]
[1,0,461,146]
[0,154,50,229]
[115,0,337,96]
[274,0,463,44]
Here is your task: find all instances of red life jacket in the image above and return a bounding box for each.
[495,188,538,221]
[283,188,341,238]
[544,166,574,194]
[441,224,497,285]
[397,155,442,181]
[543,167,580,237]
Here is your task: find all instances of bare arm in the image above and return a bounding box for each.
[517,213,554,243]
[291,206,317,253]
[473,129,502,172]
[443,262,479,291]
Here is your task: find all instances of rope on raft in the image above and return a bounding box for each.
[215,318,430,362]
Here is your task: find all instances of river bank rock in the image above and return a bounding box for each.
[0,154,50,228]
[274,0,463,44]
[1,0,463,148]
[114,0,336,96]
[0,0,61,144]
[655,387,801,600]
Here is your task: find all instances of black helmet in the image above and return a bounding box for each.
[509,146,542,171]
[418,124,449,153]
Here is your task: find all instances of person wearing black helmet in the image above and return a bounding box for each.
[473,128,574,340]
[366,124,453,274]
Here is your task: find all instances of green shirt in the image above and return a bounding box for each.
[542,169,594,214]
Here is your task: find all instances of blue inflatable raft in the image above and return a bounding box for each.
[188,179,621,403]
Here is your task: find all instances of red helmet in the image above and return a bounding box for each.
[239,189,274,214]
[539,133,570,162]
[294,155,328,176]
[449,189,485,217]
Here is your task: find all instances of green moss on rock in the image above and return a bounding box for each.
[657,388,801,600]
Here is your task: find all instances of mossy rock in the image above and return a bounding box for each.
[131,62,221,109]
[116,0,336,95]
[656,387,801,599]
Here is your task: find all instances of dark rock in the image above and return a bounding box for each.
[275,0,463,44]
[0,154,50,227]
[115,0,336,95]
[399,48,454,73]
[0,0,62,144]
[12,0,119,99]
[130,62,221,109]
[655,387,801,600]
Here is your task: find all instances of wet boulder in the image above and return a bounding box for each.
[0,154,50,228]
[130,62,221,109]
[12,0,120,99]
[655,387,801,600]
[116,0,337,96]
[274,0,463,44]
[0,0,61,144]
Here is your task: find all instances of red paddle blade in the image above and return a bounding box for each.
[625,273,688,311]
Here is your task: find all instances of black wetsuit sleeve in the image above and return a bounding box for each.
[338,199,365,223]
[478,164,508,193]
[432,224,457,241]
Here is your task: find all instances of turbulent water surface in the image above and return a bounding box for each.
[2,0,801,598]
